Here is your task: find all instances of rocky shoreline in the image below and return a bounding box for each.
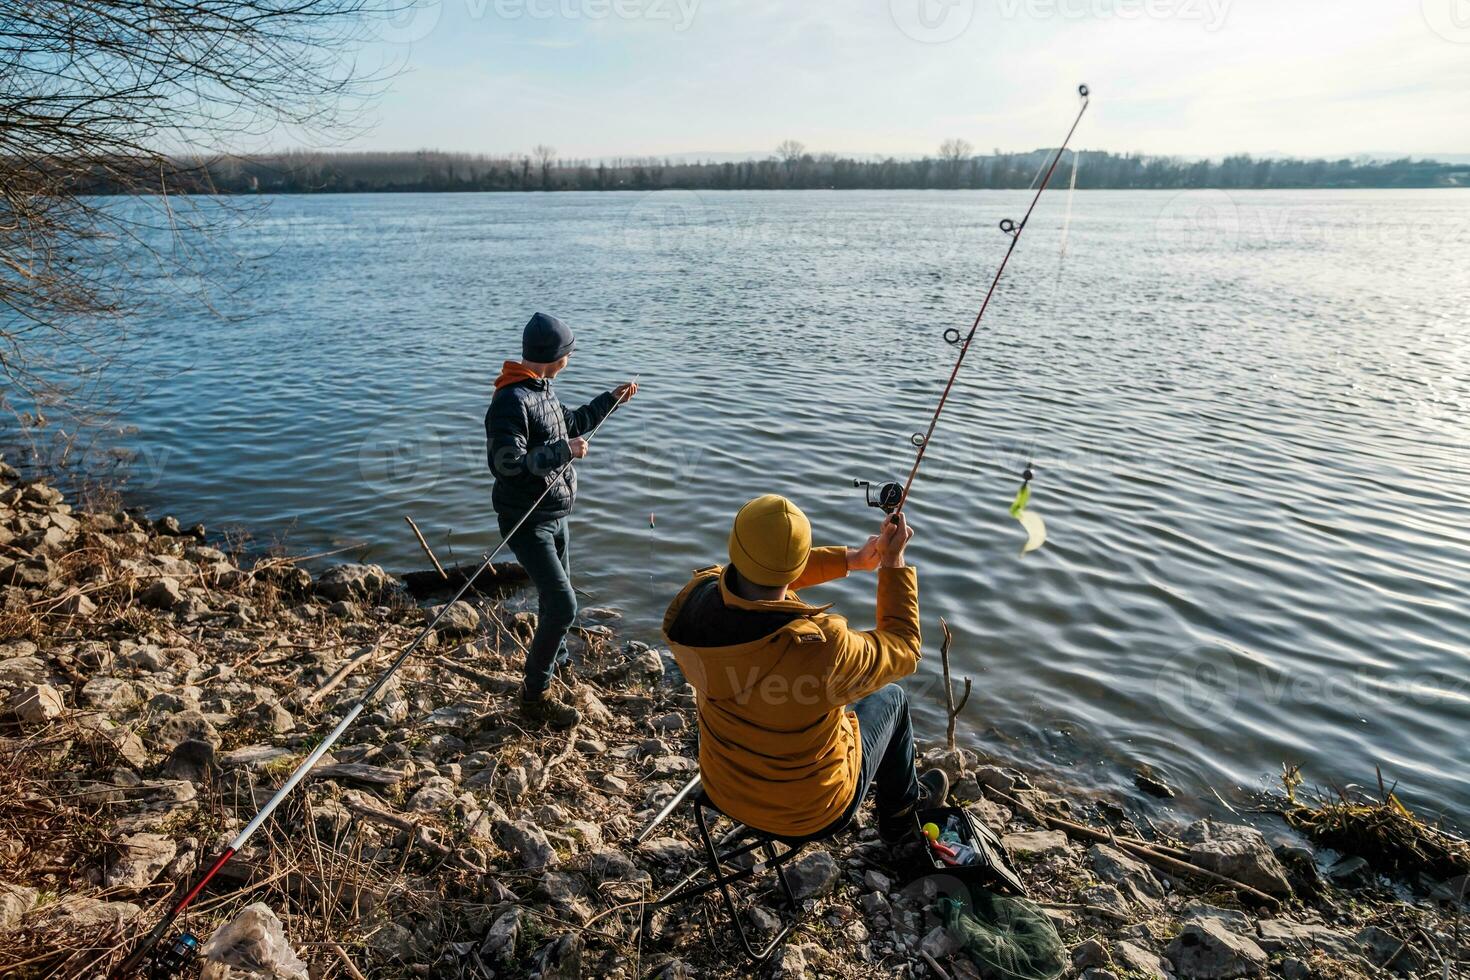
[0,460,1464,979]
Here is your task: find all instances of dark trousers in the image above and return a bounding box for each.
[822,683,920,834]
[498,514,576,698]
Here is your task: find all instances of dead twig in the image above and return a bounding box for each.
[938,619,972,753]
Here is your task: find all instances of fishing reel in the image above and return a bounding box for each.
[147,931,199,979]
[854,479,903,514]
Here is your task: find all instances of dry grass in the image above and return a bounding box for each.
[1279,765,1470,880]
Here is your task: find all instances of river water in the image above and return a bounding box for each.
[83,189,1469,823]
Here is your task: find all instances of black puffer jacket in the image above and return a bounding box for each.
[486,373,617,522]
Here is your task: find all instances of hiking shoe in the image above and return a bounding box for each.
[878,768,951,844]
[518,693,581,730]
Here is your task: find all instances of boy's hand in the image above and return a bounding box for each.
[612,381,639,402]
[568,437,590,459]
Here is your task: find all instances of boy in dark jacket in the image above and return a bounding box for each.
[486,312,637,728]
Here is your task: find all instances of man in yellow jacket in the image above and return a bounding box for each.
[663,494,948,842]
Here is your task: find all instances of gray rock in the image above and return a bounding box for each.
[1078,882,1132,919]
[1003,829,1070,859]
[76,715,148,767]
[974,765,1027,793]
[1114,940,1171,980]
[770,942,806,979]
[1357,925,1423,974]
[1325,855,1373,889]
[860,891,891,918]
[0,555,55,589]
[863,869,892,892]
[104,833,178,889]
[1166,918,1267,978]
[651,711,685,732]
[1134,766,1177,798]
[56,590,97,617]
[596,772,629,795]
[163,740,217,783]
[966,797,1012,829]
[1072,938,1111,970]
[0,653,45,687]
[430,600,481,636]
[81,676,139,709]
[589,849,651,886]
[637,836,686,866]
[494,819,559,870]
[649,959,692,980]
[920,924,962,959]
[1184,820,1293,897]
[1080,972,1120,980]
[250,700,294,734]
[367,921,414,962]
[747,906,783,939]
[1090,843,1165,904]
[316,563,396,602]
[480,907,522,963]
[1184,903,1254,932]
[408,776,458,812]
[1256,919,1358,959]
[0,881,39,931]
[529,931,582,980]
[35,896,142,929]
[4,683,64,722]
[140,577,183,609]
[148,709,218,751]
[1278,958,1311,980]
[787,849,840,900]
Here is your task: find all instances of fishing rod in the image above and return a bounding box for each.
[113,379,639,980]
[855,83,1090,547]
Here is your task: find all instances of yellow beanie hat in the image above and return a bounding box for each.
[728,494,812,587]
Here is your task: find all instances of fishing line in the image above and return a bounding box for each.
[113,380,640,979]
[1056,149,1081,286]
[855,85,1091,554]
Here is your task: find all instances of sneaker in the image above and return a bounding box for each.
[878,768,951,844]
[518,692,581,730]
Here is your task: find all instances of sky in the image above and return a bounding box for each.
[339,0,1470,160]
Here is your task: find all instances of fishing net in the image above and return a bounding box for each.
[937,883,1067,980]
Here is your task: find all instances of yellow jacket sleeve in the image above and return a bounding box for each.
[822,565,922,706]
[789,546,849,591]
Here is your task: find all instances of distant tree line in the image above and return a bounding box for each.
[105,144,1467,195]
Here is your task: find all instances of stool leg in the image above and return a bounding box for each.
[767,840,804,910]
[697,804,792,963]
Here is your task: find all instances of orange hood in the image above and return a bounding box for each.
[494,360,544,390]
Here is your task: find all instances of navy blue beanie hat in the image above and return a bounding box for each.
[523,312,576,362]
